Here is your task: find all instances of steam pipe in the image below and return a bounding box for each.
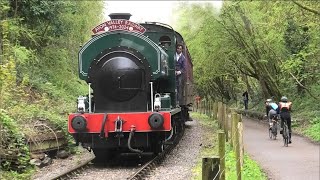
[165,127,174,142]
[128,126,143,153]
[88,83,92,113]
[150,82,154,112]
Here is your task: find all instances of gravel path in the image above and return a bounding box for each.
[243,117,320,180]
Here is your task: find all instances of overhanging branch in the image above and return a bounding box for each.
[289,72,319,100]
[292,1,320,16]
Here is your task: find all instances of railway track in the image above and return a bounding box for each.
[49,126,185,180]
[127,126,184,180]
[49,156,95,180]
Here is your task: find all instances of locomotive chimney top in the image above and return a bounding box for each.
[109,13,132,20]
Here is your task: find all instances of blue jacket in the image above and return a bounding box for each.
[269,102,278,111]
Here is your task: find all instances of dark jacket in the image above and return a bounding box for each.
[242,91,248,101]
[175,53,185,74]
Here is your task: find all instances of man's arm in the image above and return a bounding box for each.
[176,55,186,75]
[181,55,186,74]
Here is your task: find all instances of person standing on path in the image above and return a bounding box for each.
[242,91,249,110]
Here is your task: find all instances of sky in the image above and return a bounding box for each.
[103,1,223,27]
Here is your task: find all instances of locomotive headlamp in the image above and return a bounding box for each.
[77,96,87,113]
[148,112,164,129]
[154,93,161,111]
[71,115,87,131]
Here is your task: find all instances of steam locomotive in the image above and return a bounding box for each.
[68,13,194,159]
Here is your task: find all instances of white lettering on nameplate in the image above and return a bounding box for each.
[92,20,146,34]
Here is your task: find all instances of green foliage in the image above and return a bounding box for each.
[0,110,30,171]
[284,18,309,54]
[176,1,320,140]
[304,117,320,141]
[1,168,34,180]
[0,0,104,176]
[225,144,267,180]
[192,112,219,129]
[174,3,241,101]
[175,1,320,100]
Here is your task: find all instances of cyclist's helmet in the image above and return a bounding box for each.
[280,96,288,102]
[266,99,272,103]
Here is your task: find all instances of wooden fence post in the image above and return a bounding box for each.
[202,100,205,114]
[223,104,228,142]
[212,102,218,119]
[231,112,238,150]
[218,132,225,180]
[217,102,223,129]
[235,114,242,180]
[202,156,220,180]
[207,100,210,117]
[238,114,244,169]
[204,100,207,115]
[209,101,212,117]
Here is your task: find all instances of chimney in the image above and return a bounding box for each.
[109,13,132,20]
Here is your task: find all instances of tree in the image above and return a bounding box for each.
[175,0,320,103]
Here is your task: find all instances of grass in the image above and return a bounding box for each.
[0,168,34,180]
[303,117,320,141]
[225,144,267,180]
[190,112,267,180]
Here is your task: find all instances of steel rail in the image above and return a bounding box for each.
[49,156,95,180]
[127,126,185,180]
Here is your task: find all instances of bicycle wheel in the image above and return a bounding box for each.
[285,125,289,146]
[269,127,272,139]
[283,135,287,146]
[272,124,277,140]
[283,124,288,147]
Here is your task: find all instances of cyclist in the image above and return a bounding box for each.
[265,98,273,117]
[278,96,293,143]
[268,102,279,130]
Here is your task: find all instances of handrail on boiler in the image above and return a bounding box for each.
[150,82,154,112]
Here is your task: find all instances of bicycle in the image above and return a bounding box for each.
[282,119,290,147]
[269,116,278,140]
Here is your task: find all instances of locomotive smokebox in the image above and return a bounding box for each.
[88,46,151,113]
[109,13,132,20]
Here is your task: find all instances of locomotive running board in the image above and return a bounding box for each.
[170,107,181,116]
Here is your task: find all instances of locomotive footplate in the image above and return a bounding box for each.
[68,112,172,134]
